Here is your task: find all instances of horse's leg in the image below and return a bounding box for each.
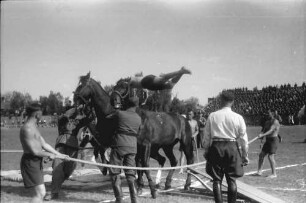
[135,144,145,195]
[162,145,178,190]
[150,146,165,189]
[99,148,108,176]
[142,143,157,199]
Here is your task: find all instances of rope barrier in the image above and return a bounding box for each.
[1,149,206,170]
[1,150,23,153]
[63,157,206,171]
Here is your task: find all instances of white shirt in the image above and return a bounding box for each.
[203,107,248,157]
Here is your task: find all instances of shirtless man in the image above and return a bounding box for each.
[20,102,67,203]
[129,66,191,91]
[256,110,280,178]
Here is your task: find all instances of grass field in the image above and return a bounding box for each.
[1,125,305,203]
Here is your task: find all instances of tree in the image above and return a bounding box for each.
[10,91,33,115]
[184,97,199,112]
[39,96,49,115]
[47,91,64,115]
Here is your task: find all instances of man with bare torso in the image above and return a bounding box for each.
[20,102,67,203]
[255,109,280,178]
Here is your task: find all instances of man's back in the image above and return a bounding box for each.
[208,107,245,139]
[113,109,141,149]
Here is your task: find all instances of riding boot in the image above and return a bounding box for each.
[213,181,223,203]
[227,178,237,203]
[111,175,123,203]
[126,175,137,203]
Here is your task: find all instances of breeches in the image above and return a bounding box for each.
[206,141,244,182]
[109,147,136,177]
[51,146,78,193]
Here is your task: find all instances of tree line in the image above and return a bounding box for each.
[1,88,204,117]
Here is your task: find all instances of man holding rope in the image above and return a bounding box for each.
[20,102,68,203]
[44,115,79,201]
[108,97,141,203]
[203,92,249,203]
[255,109,280,178]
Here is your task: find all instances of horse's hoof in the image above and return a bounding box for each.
[102,168,108,176]
[164,185,171,190]
[137,188,143,196]
[155,184,160,189]
[151,190,157,199]
[184,186,190,191]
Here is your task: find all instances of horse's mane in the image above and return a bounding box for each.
[116,77,131,87]
[77,73,109,97]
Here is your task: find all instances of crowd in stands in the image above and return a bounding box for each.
[203,83,306,126]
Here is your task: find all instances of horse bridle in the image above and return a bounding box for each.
[112,81,131,109]
[74,79,94,112]
[73,79,105,149]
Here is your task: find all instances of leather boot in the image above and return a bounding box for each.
[126,175,137,203]
[227,178,237,203]
[213,181,223,203]
[111,175,123,203]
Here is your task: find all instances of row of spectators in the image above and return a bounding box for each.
[203,82,306,126]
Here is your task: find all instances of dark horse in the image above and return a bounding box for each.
[73,72,194,198]
[112,78,195,191]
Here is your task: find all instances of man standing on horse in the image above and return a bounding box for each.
[108,97,142,203]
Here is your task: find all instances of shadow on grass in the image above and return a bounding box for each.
[291,141,306,144]
[1,185,32,198]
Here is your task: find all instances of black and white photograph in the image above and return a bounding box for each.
[1,0,305,202]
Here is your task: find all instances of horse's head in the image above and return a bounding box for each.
[73,72,93,107]
[111,78,131,110]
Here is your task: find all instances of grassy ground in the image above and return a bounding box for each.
[1,125,305,203]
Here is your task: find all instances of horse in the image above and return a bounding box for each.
[112,77,195,192]
[73,72,194,198]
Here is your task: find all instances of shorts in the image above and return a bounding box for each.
[206,141,244,181]
[20,153,44,188]
[141,75,167,90]
[262,137,278,154]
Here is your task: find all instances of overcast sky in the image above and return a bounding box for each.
[1,0,305,105]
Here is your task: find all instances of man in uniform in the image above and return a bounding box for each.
[109,97,142,203]
[255,110,280,178]
[203,92,249,203]
[44,115,79,200]
[20,102,68,203]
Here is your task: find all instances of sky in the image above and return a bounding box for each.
[1,0,305,105]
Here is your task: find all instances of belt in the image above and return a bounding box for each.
[213,138,236,142]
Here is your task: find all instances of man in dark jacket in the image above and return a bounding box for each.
[109,97,142,203]
[44,115,79,200]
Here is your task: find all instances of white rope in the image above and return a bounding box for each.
[1,150,23,153]
[64,157,206,171]
[1,149,206,170]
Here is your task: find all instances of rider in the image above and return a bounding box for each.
[129,66,191,91]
